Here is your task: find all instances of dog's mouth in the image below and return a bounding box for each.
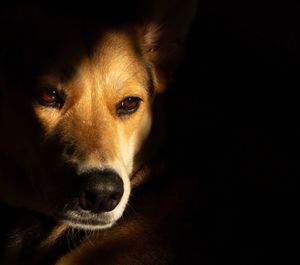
[55,211,115,230]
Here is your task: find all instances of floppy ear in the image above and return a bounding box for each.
[139,0,198,93]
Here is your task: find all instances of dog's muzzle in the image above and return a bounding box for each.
[74,169,124,213]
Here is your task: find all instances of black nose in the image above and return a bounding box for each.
[75,169,124,213]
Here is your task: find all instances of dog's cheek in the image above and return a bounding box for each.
[134,106,153,150]
[32,105,62,136]
[110,109,152,222]
[120,106,152,172]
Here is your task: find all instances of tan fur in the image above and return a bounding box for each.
[40,225,68,250]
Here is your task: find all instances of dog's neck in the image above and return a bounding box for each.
[0,207,85,265]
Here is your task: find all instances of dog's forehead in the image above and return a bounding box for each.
[33,24,148,90]
[82,31,147,87]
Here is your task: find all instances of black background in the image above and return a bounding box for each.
[167,1,299,264]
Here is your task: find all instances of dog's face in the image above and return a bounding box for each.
[0,1,197,230]
[33,31,156,229]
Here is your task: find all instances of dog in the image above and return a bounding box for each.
[0,0,197,264]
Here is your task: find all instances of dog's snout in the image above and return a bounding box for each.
[75,170,124,213]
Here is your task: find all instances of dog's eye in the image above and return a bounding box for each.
[117,97,142,116]
[37,88,65,108]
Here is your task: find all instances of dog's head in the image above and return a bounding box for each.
[0,0,197,230]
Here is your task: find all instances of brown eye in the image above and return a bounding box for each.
[37,88,65,108]
[117,96,142,116]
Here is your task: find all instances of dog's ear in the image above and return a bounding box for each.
[138,0,198,93]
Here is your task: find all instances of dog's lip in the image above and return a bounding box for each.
[54,212,114,229]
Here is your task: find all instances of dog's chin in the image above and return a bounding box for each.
[54,210,119,231]
[61,218,114,230]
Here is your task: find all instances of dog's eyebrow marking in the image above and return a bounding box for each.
[60,66,78,82]
[35,66,78,88]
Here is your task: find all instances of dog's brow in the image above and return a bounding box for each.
[36,66,78,87]
[60,66,78,82]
